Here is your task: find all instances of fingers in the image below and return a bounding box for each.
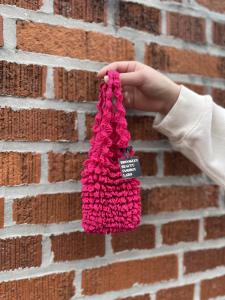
[122,85,135,109]
[97,61,136,78]
[123,90,133,108]
[104,71,143,87]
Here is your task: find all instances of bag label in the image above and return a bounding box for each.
[119,156,141,179]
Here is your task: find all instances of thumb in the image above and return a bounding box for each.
[104,71,143,86]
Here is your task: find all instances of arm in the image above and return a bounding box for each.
[153,84,225,189]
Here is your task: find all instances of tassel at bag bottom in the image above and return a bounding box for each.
[81,70,141,234]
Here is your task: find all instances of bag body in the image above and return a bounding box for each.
[81,70,141,234]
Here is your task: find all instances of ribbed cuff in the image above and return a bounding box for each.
[152,84,209,143]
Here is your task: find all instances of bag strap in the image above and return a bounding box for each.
[88,70,134,164]
[107,70,135,158]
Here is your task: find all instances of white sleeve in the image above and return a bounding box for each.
[152,84,225,189]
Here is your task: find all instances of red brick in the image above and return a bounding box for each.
[196,0,225,13]
[157,284,194,300]
[0,16,3,47]
[0,107,77,141]
[48,151,87,182]
[145,43,225,79]
[213,21,225,47]
[0,152,40,186]
[13,192,81,224]
[54,68,99,102]
[141,185,219,215]
[127,115,166,140]
[0,235,41,271]
[212,88,225,108]
[54,0,106,24]
[184,246,225,274]
[164,151,201,176]
[0,198,3,228]
[0,272,75,300]
[118,295,150,300]
[17,21,134,62]
[167,12,206,44]
[51,231,105,261]
[0,0,43,10]
[161,220,199,245]
[135,152,157,176]
[85,113,166,141]
[82,255,178,295]
[0,61,46,98]
[116,1,161,35]
[201,274,225,300]
[204,215,225,240]
[111,224,155,252]
[85,113,94,139]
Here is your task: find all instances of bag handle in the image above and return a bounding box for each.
[108,70,135,158]
[87,70,134,166]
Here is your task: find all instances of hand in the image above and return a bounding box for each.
[97,61,181,115]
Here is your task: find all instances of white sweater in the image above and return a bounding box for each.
[152,84,225,189]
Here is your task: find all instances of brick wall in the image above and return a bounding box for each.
[0,0,224,299]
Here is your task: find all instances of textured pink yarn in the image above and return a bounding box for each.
[81,70,141,234]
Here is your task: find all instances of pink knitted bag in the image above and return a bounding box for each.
[81,70,141,234]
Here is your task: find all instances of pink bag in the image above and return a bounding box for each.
[81,70,141,234]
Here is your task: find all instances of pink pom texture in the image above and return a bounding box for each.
[81,70,141,234]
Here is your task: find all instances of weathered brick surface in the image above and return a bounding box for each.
[161,220,199,245]
[0,61,46,98]
[13,192,81,224]
[196,0,225,13]
[1,0,225,295]
[145,43,225,79]
[157,284,194,300]
[54,68,99,102]
[48,151,87,182]
[0,16,3,47]
[212,88,225,108]
[204,215,225,240]
[0,198,3,227]
[0,107,77,141]
[0,272,75,300]
[0,235,42,271]
[213,21,225,47]
[117,295,150,300]
[201,275,225,300]
[51,231,105,261]
[82,255,178,295]
[0,0,43,10]
[0,152,41,186]
[116,1,161,35]
[85,113,94,139]
[164,151,202,176]
[184,247,225,274]
[54,0,106,24]
[111,224,155,252]
[127,115,166,140]
[141,185,219,215]
[135,152,157,176]
[17,21,134,62]
[167,12,206,44]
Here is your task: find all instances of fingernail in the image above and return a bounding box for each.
[104,75,109,83]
